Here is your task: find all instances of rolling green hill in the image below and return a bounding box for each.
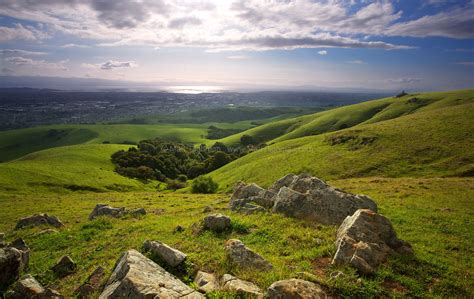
[210,90,474,190]
[0,144,154,195]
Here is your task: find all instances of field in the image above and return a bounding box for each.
[0,89,472,297]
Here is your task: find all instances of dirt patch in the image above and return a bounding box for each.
[382,279,408,295]
[312,257,332,277]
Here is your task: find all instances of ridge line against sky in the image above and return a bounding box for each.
[0,0,473,91]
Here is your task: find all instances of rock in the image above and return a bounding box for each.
[269,173,298,193]
[35,229,58,236]
[143,240,187,268]
[203,214,231,232]
[239,203,266,215]
[0,247,23,290]
[202,206,212,213]
[15,214,64,229]
[224,239,272,270]
[74,266,106,298]
[272,178,377,225]
[99,249,203,298]
[10,238,30,270]
[332,209,413,275]
[51,256,77,278]
[194,271,219,293]
[128,208,146,217]
[267,278,330,298]
[221,274,263,298]
[7,274,63,299]
[229,182,268,212]
[88,204,125,220]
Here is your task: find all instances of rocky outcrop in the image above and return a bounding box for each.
[6,274,63,299]
[74,266,106,298]
[332,209,413,275]
[221,274,263,298]
[143,240,187,268]
[203,214,231,232]
[224,239,272,270]
[89,204,147,220]
[194,271,219,293]
[99,249,203,298]
[15,214,64,229]
[51,256,77,278]
[229,174,377,225]
[267,279,330,298]
[0,239,30,290]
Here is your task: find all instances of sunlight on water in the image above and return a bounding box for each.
[164,85,226,94]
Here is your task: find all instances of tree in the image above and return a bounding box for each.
[240,134,257,146]
[192,176,219,194]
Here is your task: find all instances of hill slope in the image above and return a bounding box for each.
[0,144,154,194]
[210,92,474,190]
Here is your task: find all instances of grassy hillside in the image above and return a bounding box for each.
[0,144,154,195]
[211,94,474,190]
[0,178,471,297]
[216,89,473,145]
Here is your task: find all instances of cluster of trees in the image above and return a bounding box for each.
[111,139,249,184]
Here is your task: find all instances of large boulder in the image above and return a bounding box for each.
[74,266,106,298]
[229,182,272,211]
[143,240,187,268]
[203,214,231,232]
[88,204,125,220]
[194,271,219,293]
[271,175,377,225]
[51,256,77,278]
[15,214,64,229]
[221,274,263,298]
[99,249,203,298]
[267,279,330,298]
[6,274,63,299]
[224,239,272,270]
[332,209,413,275]
[0,239,30,290]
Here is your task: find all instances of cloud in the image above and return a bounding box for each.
[0,49,47,55]
[227,55,250,60]
[456,61,474,66]
[347,60,365,64]
[61,43,90,48]
[5,56,68,70]
[0,23,50,43]
[318,50,327,55]
[168,17,202,29]
[387,77,423,84]
[83,60,137,70]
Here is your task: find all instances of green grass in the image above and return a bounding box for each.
[210,92,474,190]
[0,144,155,195]
[0,178,471,297]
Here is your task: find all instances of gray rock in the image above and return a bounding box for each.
[194,271,219,293]
[10,238,30,270]
[267,278,330,298]
[128,208,146,217]
[143,240,187,268]
[239,203,266,215]
[224,239,272,270]
[268,173,298,193]
[229,182,266,210]
[221,274,263,298]
[88,204,125,220]
[51,256,77,278]
[0,247,23,289]
[332,209,413,275]
[7,274,63,298]
[74,266,106,298]
[99,249,203,298]
[15,214,64,229]
[203,214,231,232]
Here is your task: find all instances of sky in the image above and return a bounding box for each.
[0,0,473,92]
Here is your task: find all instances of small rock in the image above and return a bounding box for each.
[7,274,63,299]
[128,208,146,217]
[203,206,212,213]
[52,256,77,278]
[99,250,203,298]
[74,266,106,298]
[224,239,272,270]
[221,274,263,298]
[143,240,187,268]
[15,214,64,229]
[88,204,125,220]
[203,214,231,232]
[267,278,330,298]
[332,209,413,275]
[173,225,185,233]
[194,271,219,293]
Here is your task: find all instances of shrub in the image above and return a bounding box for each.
[191,176,218,194]
[166,179,186,190]
[177,174,188,182]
